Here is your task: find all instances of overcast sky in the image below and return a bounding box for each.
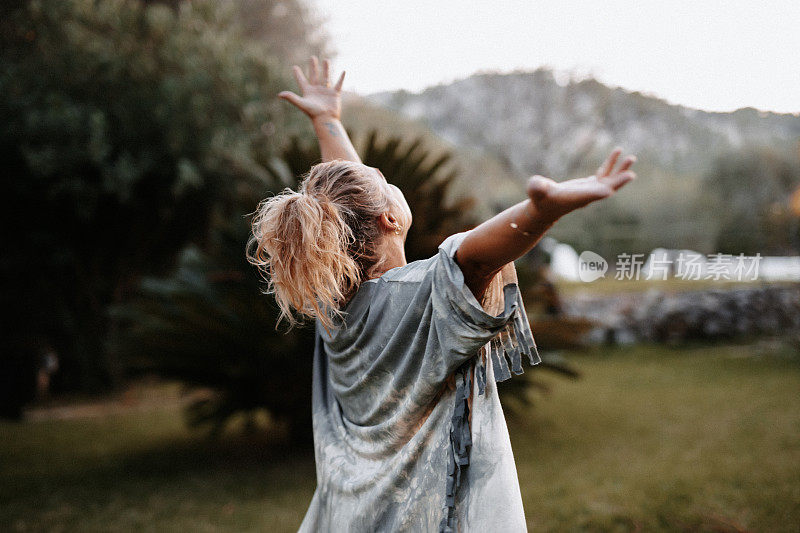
[312,0,800,114]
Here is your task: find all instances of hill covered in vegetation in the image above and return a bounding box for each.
[365,70,800,256]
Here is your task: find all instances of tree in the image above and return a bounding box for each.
[705,147,800,255]
[233,0,334,67]
[143,0,334,72]
[111,223,317,444]
[0,0,300,402]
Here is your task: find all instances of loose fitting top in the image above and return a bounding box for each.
[298,231,541,533]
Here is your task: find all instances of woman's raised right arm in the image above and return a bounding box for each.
[278,56,361,163]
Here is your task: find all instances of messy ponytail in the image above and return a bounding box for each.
[246,160,396,331]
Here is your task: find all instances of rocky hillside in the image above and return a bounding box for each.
[365,71,800,255]
[341,94,524,218]
[368,69,800,180]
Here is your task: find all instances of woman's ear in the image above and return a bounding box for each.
[378,211,399,234]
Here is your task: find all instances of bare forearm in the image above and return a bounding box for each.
[454,148,637,300]
[455,200,558,299]
[312,115,361,163]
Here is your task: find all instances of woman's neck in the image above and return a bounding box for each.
[367,236,407,279]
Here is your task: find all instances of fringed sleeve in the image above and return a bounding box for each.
[430,232,541,382]
[474,261,541,395]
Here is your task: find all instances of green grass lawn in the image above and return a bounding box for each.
[2,341,799,532]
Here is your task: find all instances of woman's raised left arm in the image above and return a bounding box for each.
[455,148,637,300]
[278,56,361,163]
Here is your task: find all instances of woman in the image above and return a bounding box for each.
[248,57,636,532]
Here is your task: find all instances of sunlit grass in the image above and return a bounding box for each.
[2,341,798,532]
[513,341,800,531]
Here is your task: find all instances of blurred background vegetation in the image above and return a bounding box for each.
[1,0,306,410]
[0,0,580,428]
[1,0,799,531]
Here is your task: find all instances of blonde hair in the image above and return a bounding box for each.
[247,159,397,331]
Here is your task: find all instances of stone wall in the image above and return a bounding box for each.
[562,284,800,345]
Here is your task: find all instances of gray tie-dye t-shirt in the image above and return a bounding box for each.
[298,231,540,533]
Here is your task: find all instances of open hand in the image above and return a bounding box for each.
[526,148,637,221]
[278,56,346,120]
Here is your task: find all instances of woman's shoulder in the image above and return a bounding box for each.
[378,231,471,284]
[378,256,437,283]
[322,255,440,341]
[333,231,472,325]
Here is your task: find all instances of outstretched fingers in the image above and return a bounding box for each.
[309,56,320,84]
[596,149,637,191]
[597,147,623,177]
[592,147,637,191]
[296,56,342,90]
[604,170,637,191]
[292,65,309,91]
[334,70,346,92]
[322,58,331,86]
[277,91,303,108]
[617,155,637,173]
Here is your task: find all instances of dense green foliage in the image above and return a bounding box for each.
[0,0,302,412]
[705,147,800,254]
